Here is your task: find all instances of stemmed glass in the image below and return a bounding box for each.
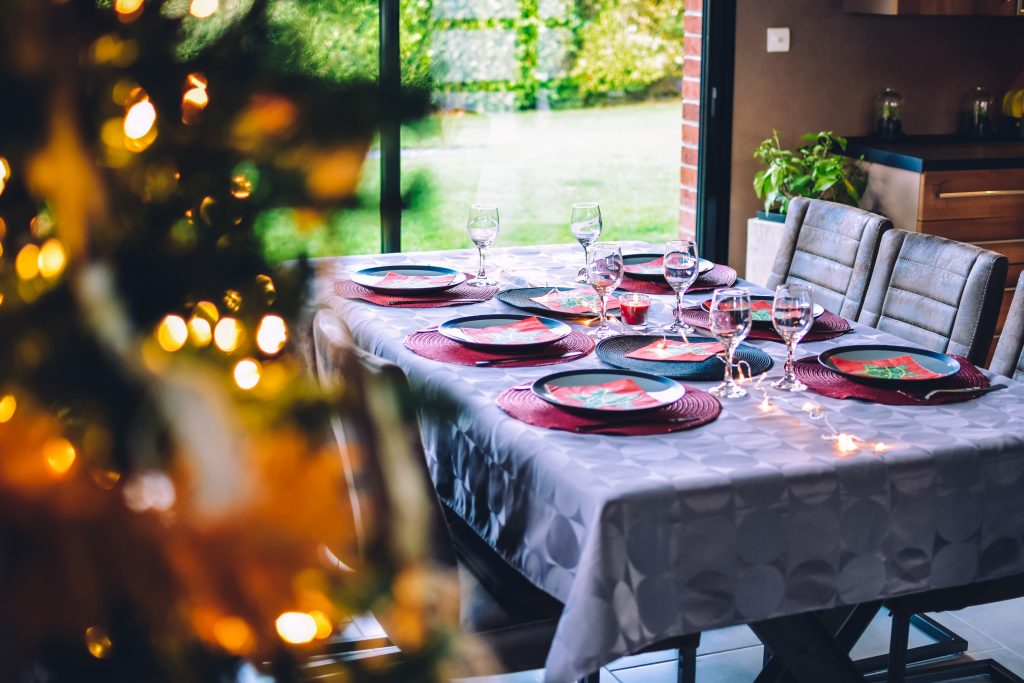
[585,243,623,339]
[571,202,602,283]
[708,288,752,399]
[662,239,700,334]
[466,204,499,286]
[771,284,814,392]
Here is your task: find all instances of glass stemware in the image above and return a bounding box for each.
[708,288,752,399]
[586,243,623,339]
[771,284,814,392]
[662,239,700,334]
[571,202,602,283]
[466,204,499,286]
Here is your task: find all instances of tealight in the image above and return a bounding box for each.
[619,293,651,329]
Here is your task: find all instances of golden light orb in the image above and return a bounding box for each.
[835,433,859,456]
[309,610,333,640]
[85,626,113,659]
[275,612,317,645]
[124,98,156,140]
[255,273,276,304]
[230,174,253,199]
[213,616,254,654]
[223,289,242,312]
[256,315,287,355]
[213,317,243,353]
[156,315,189,352]
[37,239,66,279]
[15,244,40,280]
[0,157,9,187]
[43,437,77,475]
[189,0,218,18]
[0,395,16,423]
[194,300,219,323]
[188,316,212,347]
[181,87,209,125]
[114,0,143,15]
[233,358,261,390]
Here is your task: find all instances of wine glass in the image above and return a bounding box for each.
[708,288,752,399]
[586,243,623,339]
[662,239,700,334]
[771,284,814,392]
[571,202,602,283]
[466,204,499,286]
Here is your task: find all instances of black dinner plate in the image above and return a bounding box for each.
[818,344,961,384]
[622,253,714,282]
[596,335,774,381]
[437,314,571,350]
[497,287,616,319]
[351,265,465,294]
[532,369,685,416]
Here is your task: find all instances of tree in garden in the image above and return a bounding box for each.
[0,0,473,680]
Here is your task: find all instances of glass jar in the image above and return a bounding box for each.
[875,87,904,141]
[962,86,995,139]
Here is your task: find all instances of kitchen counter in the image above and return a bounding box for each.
[843,135,1024,172]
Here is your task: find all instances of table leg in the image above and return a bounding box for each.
[751,613,866,683]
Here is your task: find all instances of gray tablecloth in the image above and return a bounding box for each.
[311,243,1024,682]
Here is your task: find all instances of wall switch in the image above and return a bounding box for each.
[767,27,790,53]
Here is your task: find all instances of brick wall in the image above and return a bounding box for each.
[679,0,702,241]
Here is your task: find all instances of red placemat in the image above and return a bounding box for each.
[405,330,595,367]
[335,276,498,308]
[680,307,852,342]
[496,384,721,435]
[618,264,738,295]
[793,355,989,405]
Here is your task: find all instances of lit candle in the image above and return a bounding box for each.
[619,293,651,328]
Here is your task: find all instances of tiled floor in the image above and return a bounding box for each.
[466,597,1024,682]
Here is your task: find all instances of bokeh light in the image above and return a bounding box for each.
[0,157,9,197]
[114,0,143,16]
[233,359,261,390]
[256,273,276,304]
[256,315,287,355]
[124,97,156,140]
[156,315,188,352]
[0,395,16,423]
[43,437,77,475]
[123,471,177,513]
[214,318,243,353]
[85,626,113,659]
[194,300,219,323]
[16,244,40,280]
[275,612,317,645]
[188,316,212,347]
[182,73,209,124]
[230,175,253,199]
[213,616,254,654]
[309,610,333,640]
[223,289,242,312]
[189,0,218,18]
[38,239,66,279]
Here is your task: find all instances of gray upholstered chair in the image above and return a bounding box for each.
[857,230,1007,367]
[990,272,1024,381]
[766,197,892,319]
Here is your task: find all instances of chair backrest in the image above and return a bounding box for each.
[990,272,1024,381]
[858,230,1008,366]
[766,197,893,319]
[312,310,455,570]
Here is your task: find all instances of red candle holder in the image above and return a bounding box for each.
[620,293,651,328]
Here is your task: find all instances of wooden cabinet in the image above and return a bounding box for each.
[844,0,1023,15]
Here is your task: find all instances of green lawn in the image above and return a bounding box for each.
[258,101,682,260]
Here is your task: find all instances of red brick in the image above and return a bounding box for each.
[681,146,699,166]
[684,14,702,35]
[678,212,697,237]
[680,187,697,207]
[685,0,703,13]
[683,103,700,122]
[684,35,702,56]
[682,78,700,101]
[680,166,698,188]
[681,121,699,146]
[683,56,701,78]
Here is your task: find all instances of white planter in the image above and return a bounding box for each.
[744,217,785,288]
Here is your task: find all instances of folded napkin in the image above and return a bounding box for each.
[375,271,456,288]
[624,257,664,275]
[703,298,773,321]
[529,288,620,314]
[625,339,724,362]
[830,354,945,380]
[460,316,560,345]
[548,378,660,411]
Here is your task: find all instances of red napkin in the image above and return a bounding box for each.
[625,339,724,362]
[703,298,773,321]
[624,257,664,275]
[830,354,944,380]
[460,316,560,345]
[529,288,620,314]
[548,378,660,411]
[375,271,456,288]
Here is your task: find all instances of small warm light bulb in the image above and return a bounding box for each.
[256,315,287,355]
[16,244,40,280]
[214,318,243,353]
[233,359,261,390]
[85,626,113,659]
[0,395,16,423]
[188,316,212,347]
[124,98,156,140]
[275,612,317,645]
[194,300,219,323]
[181,87,209,124]
[0,157,10,182]
[835,433,859,456]
[757,397,773,413]
[189,0,218,18]
[874,442,889,453]
[38,238,66,279]
[230,174,253,199]
[223,289,242,312]
[44,437,76,475]
[156,315,189,352]
[114,0,143,15]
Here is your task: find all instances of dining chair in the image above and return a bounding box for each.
[990,272,1024,381]
[857,229,1008,367]
[766,197,893,319]
[310,310,700,683]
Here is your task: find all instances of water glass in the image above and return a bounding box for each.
[771,284,814,392]
[467,204,499,286]
[708,288,752,399]
[571,202,602,283]
[662,239,700,334]
[586,243,623,339]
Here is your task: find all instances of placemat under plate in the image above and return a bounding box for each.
[496,287,612,319]
[680,307,852,342]
[496,384,721,436]
[618,264,738,295]
[793,355,989,405]
[336,276,498,308]
[596,335,773,380]
[405,330,594,368]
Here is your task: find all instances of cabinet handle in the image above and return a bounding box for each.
[937,189,1024,199]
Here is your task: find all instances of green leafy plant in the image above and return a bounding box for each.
[753,131,866,215]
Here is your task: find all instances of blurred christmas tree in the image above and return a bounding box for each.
[0,0,467,680]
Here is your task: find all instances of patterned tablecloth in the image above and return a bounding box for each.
[311,242,1024,683]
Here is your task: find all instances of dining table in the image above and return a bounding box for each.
[309,241,1024,683]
